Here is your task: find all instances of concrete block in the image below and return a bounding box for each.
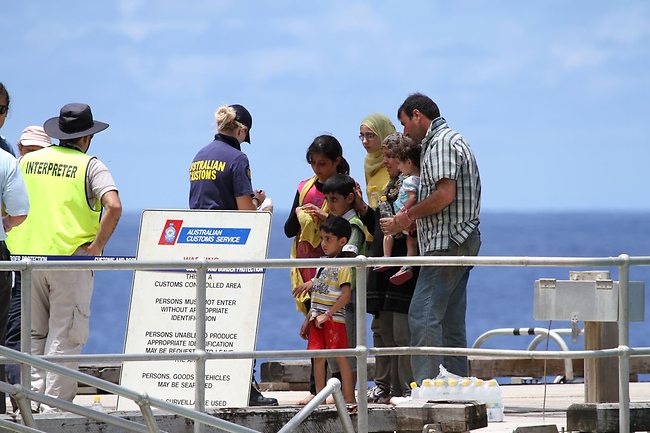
[1,401,486,433]
[513,425,559,433]
[567,402,650,432]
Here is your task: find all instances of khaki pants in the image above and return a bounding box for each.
[30,269,93,411]
[372,311,413,396]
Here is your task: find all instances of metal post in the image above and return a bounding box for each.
[194,262,208,433]
[618,254,631,433]
[139,399,162,433]
[20,267,32,406]
[355,257,368,433]
[278,378,354,433]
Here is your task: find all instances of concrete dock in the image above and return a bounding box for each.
[4,381,649,432]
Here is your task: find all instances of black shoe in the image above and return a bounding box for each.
[249,385,278,406]
[367,385,391,404]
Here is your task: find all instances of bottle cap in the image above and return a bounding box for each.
[422,379,433,386]
[410,381,418,389]
[93,396,101,402]
[448,378,458,386]
[434,379,445,386]
[460,379,471,387]
[380,195,387,201]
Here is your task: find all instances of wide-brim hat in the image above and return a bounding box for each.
[231,104,252,143]
[43,103,109,140]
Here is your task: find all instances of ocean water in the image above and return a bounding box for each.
[87,211,650,372]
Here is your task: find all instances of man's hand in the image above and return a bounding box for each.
[380,211,412,236]
[2,214,27,233]
[84,242,103,257]
[380,216,399,236]
[88,190,122,256]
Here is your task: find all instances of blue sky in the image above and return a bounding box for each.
[3,1,649,212]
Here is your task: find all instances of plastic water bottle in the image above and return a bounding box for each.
[410,381,420,400]
[91,395,105,413]
[485,379,504,422]
[473,379,487,405]
[433,378,447,399]
[378,195,393,218]
[368,185,381,209]
[447,378,459,400]
[420,379,434,400]
[459,378,474,401]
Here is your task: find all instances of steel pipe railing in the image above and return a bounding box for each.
[472,327,576,380]
[1,253,647,433]
[277,378,354,433]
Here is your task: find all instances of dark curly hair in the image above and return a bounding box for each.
[394,136,421,169]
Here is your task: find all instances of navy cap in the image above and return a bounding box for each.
[231,104,252,143]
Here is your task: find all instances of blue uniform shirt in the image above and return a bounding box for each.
[0,150,29,240]
[189,133,254,210]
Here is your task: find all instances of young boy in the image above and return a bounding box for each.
[322,174,366,257]
[322,174,367,373]
[297,215,356,403]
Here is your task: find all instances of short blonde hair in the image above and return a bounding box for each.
[215,105,245,134]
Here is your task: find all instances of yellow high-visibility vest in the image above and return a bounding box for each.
[6,146,100,255]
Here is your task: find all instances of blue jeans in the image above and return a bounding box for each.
[409,229,481,382]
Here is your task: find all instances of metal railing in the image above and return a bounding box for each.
[1,254,648,433]
[471,327,583,380]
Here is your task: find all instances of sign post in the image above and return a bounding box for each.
[118,209,271,410]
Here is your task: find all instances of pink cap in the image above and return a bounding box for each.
[19,126,52,148]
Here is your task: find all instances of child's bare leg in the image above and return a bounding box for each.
[335,356,356,403]
[383,233,394,258]
[375,234,394,272]
[313,357,327,402]
[406,233,418,257]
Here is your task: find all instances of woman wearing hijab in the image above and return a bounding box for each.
[359,113,396,209]
[356,132,416,404]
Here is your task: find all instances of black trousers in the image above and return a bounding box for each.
[5,272,21,385]
[0,241,13,413]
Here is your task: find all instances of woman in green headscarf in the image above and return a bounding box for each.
[360,113,397,208]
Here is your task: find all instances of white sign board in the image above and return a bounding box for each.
[118,209,271,410]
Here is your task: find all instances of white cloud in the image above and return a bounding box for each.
[117,0,145,19]
[121,53,233,96]
[595,3,650,45]
[247,48,323,82]
[329,2,387,34]
[547,3,650,72]
[550,44,610,71]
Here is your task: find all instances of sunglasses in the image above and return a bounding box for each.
[0,105,7,115]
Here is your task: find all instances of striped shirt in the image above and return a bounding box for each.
[417,117,481,252]
[309,265,352,324]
